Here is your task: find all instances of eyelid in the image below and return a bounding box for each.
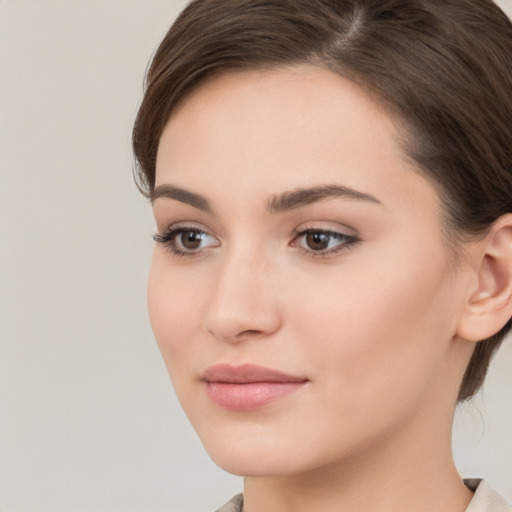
[294,220,358,237]
[154,223,220,257]
[290,225,360,258]
[153,221,360,259]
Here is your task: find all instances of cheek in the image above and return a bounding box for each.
[147,254,204,373]
[285,245,457,408]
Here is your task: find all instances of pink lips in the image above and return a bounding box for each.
[201,364,308,411]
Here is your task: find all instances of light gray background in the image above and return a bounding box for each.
[0,1,511,511]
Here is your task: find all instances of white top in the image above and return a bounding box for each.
[464,479,512,512]
[215,480,512,512]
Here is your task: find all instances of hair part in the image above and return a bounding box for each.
[133,0,512,401]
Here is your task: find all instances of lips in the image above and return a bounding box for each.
[201,364,308,411]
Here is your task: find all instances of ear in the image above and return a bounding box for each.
[456,214,512,342]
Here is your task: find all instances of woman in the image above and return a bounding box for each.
[133,1,512,510]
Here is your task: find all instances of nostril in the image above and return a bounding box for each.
[207,327,265,343]
[237,329,263,338]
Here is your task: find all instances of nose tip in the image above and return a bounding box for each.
[205,299,281,343]
[203,257,282,344]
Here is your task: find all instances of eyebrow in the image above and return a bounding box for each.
[150,183,382,213]
[150,184,212,211]
[266,184,382,213]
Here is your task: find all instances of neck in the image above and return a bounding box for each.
[242,407,473,512]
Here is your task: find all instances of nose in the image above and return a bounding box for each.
[203,249,282,344]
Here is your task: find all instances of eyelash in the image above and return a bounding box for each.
[153,227,218,257]
[291,228,359,258]
[153,226,359,259]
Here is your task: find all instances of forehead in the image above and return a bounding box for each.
[158,65,399,169]
[155,65,439,220]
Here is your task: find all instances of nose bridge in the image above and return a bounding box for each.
[204,242,280,342]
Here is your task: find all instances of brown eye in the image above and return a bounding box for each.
[305,232,330,251]
[153,226,220,256]
[291,228,359,258]
[180,230,203,250]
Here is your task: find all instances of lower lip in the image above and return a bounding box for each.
[205,381,306,411]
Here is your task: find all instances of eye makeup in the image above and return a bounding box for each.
[291,228,359,258]
[154,223,360,260]
[153,226,220,257]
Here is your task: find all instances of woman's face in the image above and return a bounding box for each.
[149,66,473,477]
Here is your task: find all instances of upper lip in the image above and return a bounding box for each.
[201,364,307,384]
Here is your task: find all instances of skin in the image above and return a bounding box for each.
[149,66,480,512]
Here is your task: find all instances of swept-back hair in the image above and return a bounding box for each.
[133,0,512,401]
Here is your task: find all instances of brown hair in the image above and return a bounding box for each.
[133,0,512,401]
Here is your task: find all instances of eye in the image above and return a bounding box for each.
[291,228,358,257]
[153,227,220,256]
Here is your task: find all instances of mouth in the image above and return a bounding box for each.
[201,364,308,411]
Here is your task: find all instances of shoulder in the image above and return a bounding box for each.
[465,479,512,512]
[215,493,243,512]
[215,483,512,512]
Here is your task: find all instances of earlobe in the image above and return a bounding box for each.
[456,214,512,342]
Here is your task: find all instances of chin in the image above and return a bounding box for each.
[206,446,302,478]
[199,432,272,475]
[195,423,301,476]
[195,420,347,479]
